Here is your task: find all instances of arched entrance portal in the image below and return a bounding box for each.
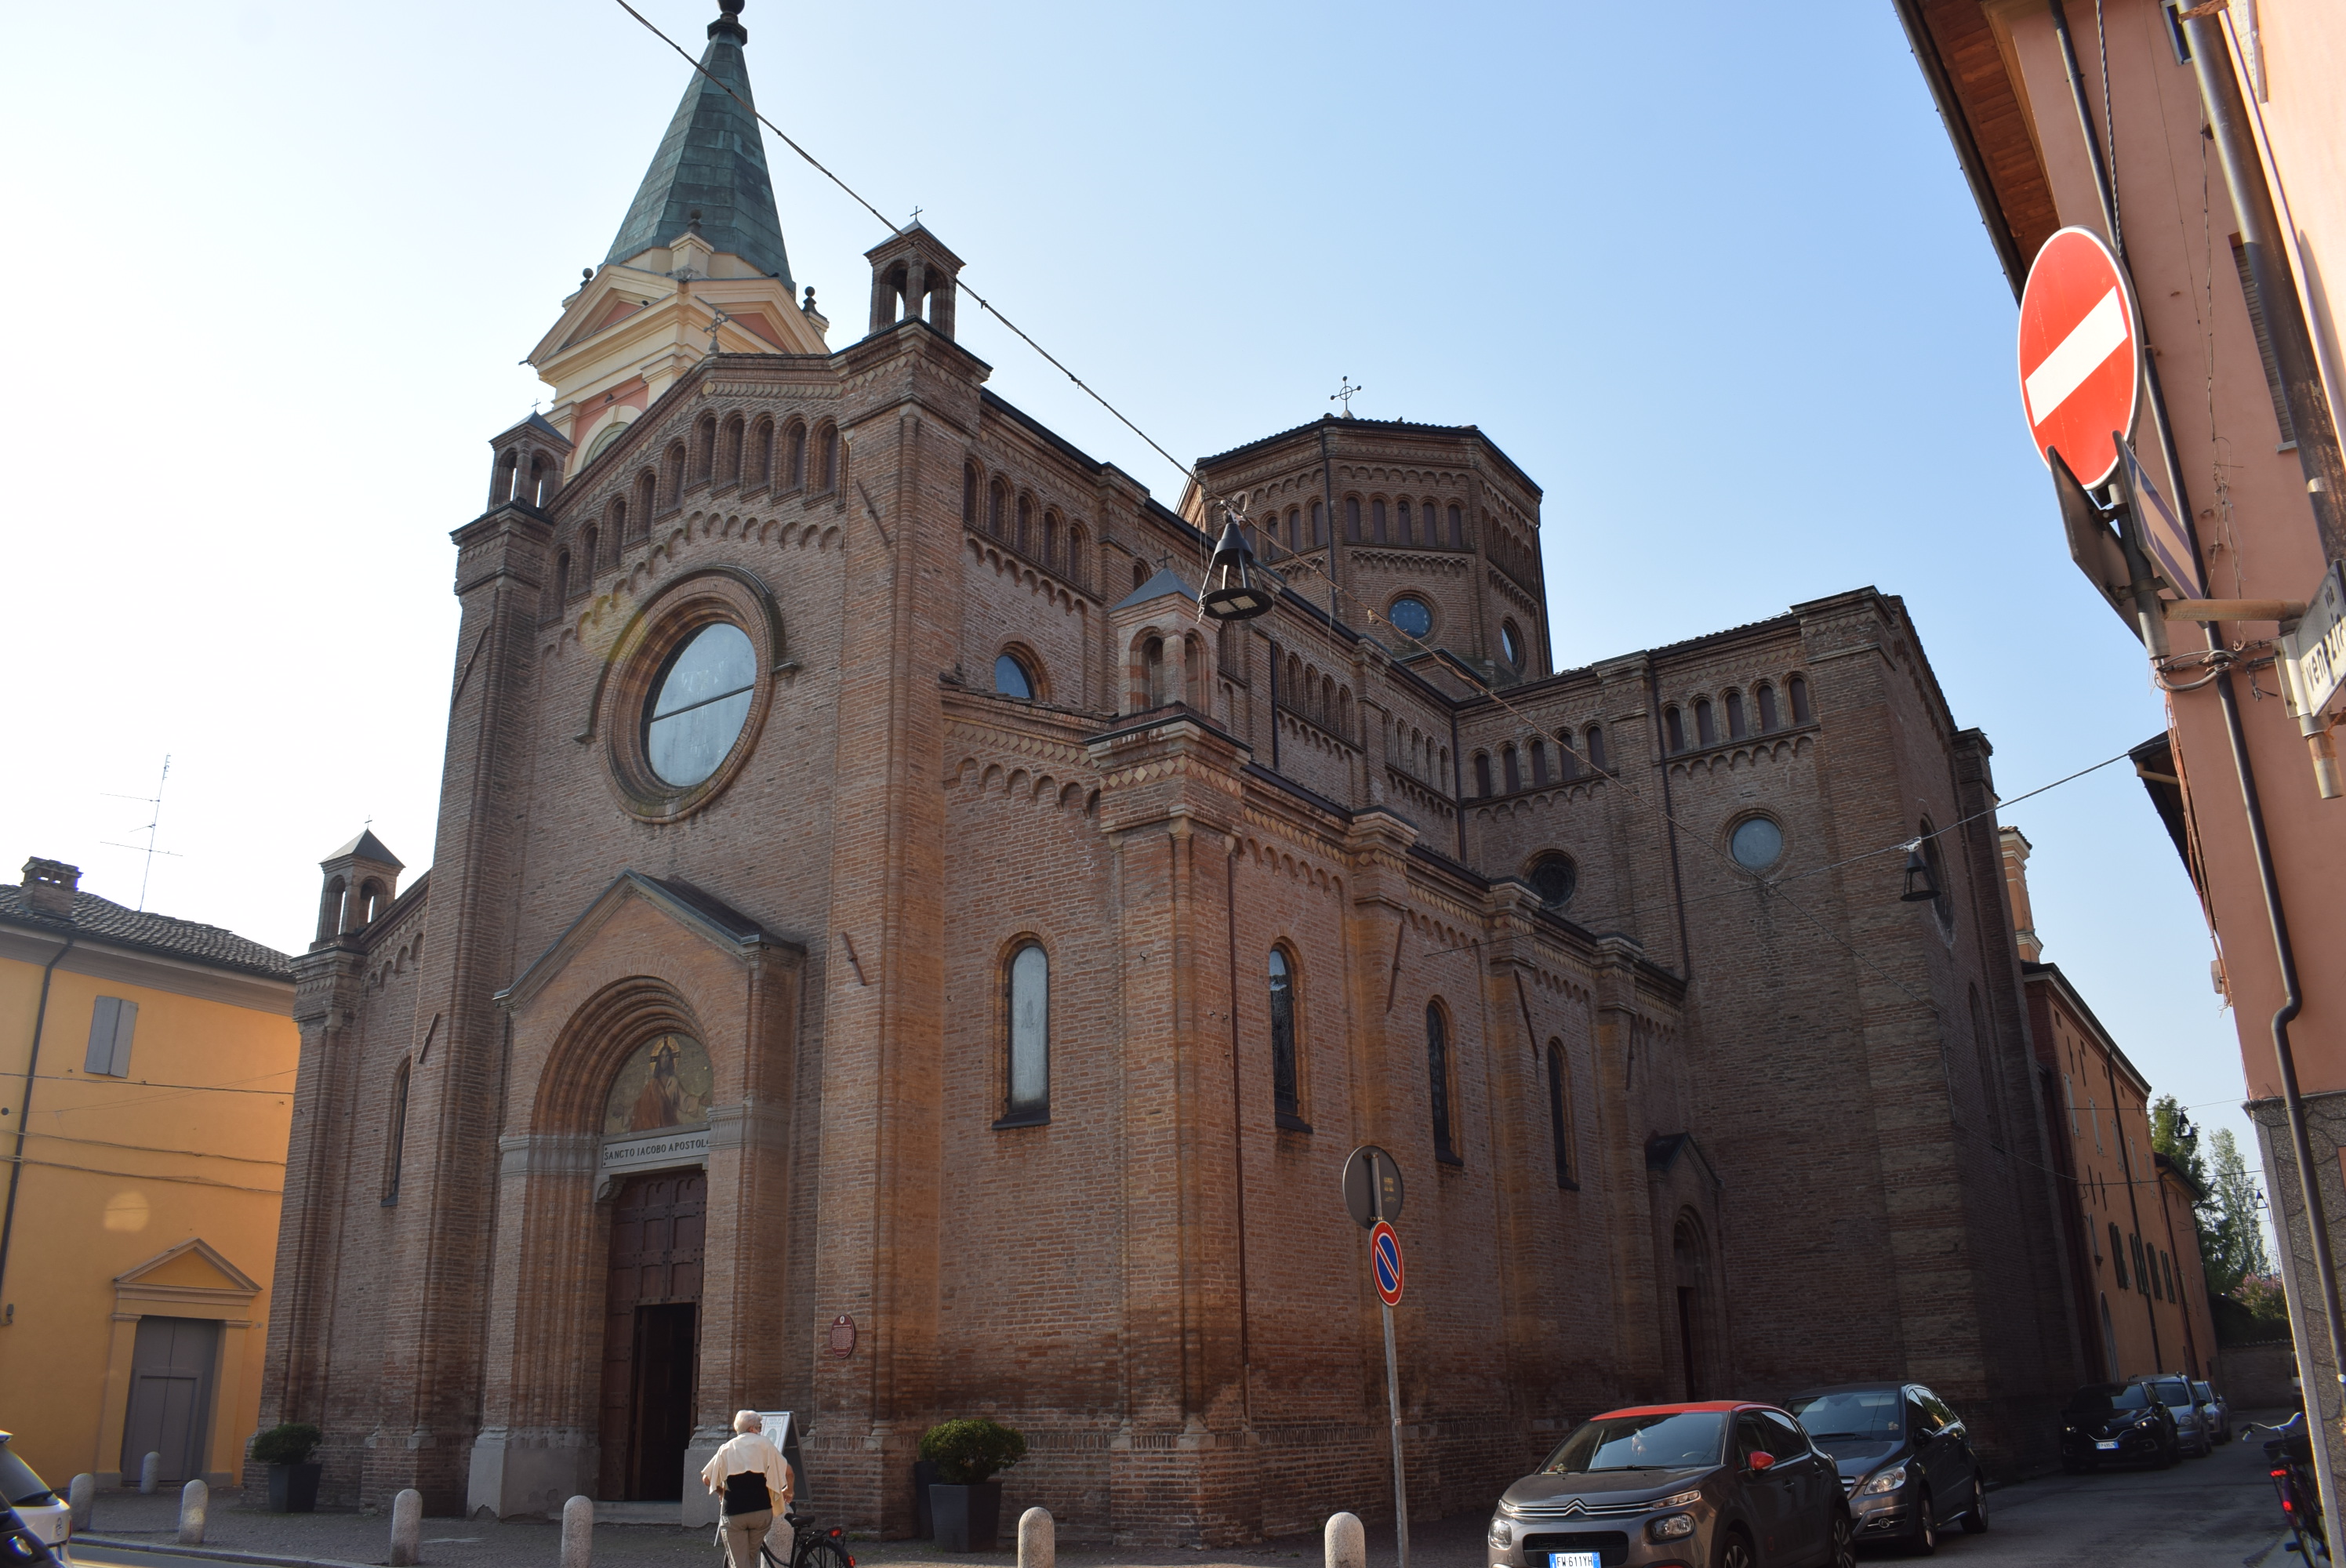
[597,1167,706,1500]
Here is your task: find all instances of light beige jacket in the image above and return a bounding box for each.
[700,1432,794,1514]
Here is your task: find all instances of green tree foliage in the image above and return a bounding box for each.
[2150,1101,2271,1301]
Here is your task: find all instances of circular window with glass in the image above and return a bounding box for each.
[645,622,757,788]
[1501,620,1525,670]
[1527,853,1577,909]
[1729,816,1784,872]
[994,652,1036,700]
[1388,596,1433,641]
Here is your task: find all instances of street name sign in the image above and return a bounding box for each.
[1371,1221,1405,1306]
[2117,441,2203,599]
[2020,227,2141,488]
[2283,562,2346,720]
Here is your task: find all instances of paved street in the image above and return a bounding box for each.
[65,1428,2297,1568]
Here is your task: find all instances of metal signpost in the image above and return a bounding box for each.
[1342,1145,1408,1568]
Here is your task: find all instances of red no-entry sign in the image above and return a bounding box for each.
[1370,1220,1404,1306]
[2018,227,2141,488]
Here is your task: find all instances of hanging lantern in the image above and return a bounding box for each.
[1200,517,1273,622]
[1899,841,1942,903]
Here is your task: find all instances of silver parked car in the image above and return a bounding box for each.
[2138,1375,2212,1457]
[2194,1380,2232,1444]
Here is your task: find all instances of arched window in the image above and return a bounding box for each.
[382,1058,411,1206]
[1665,707,1687,753]
[634,470,658,535]
[693,414,717,483]
[752,416,775,487]
[1346,496,1362,540]
[1694,697,1716,746]
[1397,499,1414,545]
[1556,732,1582,781]
[1585,724,1607,771]
[1726,690,1746,739]
[816,424,838,491]
[1789,673,1813,724]
[1132,558,1149,593]
[1502,744,1521,793]
[1545,1041,1573,1188]
[358,880,388,926]
[579,525,599,579]
[608,497,628,554]
[1269,947,1304,1127]
[662,442,685,509]
[1016,494,1034,554]
[1529,738,1549,785]
[1448,504,1464,547]
[1001,942,1050,1125]
[1473,752,1494,797]
[317,876,347,943]
[993,651,1037,700]
[1043,510,1060,568]
[1501,620,1525,671]
[552,549,572,608]
[1142,636,1171,708]
[719,413,745,485]
[1067,524,1088,589]
[963,462,979,527]
[1287,507,1302,550]
[1756,682,1780,731]
[1188,635,1209,708]
[1371,499,1389,542]
[786,422,807,489]
[1426,1001,1458,1164]
[990,479,1008,539]
[1310,500,1324,545]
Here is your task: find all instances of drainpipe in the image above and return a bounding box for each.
[2177,7,2346,561]
[0,935,75,1314]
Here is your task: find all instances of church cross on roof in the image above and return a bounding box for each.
[604,0,794,290]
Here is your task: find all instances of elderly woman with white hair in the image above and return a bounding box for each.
[701,1410,794,1568]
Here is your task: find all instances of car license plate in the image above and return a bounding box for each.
[2094,1439,2120,1450]
[1546,1555,1600,1568]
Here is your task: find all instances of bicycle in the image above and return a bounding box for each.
[755,1504,855,1568]
[2246,1414,2330,1563]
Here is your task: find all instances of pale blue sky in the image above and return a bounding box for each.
[0,2,2258,1182]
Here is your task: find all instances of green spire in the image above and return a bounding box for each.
[605,0,792,289]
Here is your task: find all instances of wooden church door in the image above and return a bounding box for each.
[597,1168,706,1501]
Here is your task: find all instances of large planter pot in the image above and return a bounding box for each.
[911,1460,941,1538]
[267,1462,321,1513]
[928,1481,1002,1552]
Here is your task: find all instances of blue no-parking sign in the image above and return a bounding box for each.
[1370,1220,1404,1305]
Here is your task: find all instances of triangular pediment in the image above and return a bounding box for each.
[496,871,801,1014]
[116,1237,261,1298]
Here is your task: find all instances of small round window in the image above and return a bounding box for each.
[1501,620,1525,670]
[1389,596,1433,641]
[1528,853,1577,908]
[645,622,757,787]
[994,652,1034,700]
[1730,817,1784,871]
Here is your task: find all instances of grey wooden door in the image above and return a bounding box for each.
[122,1316,220,1483]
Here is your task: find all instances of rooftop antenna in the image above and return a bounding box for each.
[102,754,181,911]
[1331,376,1364,417]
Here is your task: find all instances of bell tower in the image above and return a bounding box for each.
[526,0,828,471]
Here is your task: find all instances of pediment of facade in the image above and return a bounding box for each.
[495,872,801,1018]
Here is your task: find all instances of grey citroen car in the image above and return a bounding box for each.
[1487,1403,1855,1568]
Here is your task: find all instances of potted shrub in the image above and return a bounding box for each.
[252,1423,322,1513]
[918,1419,1026,1552]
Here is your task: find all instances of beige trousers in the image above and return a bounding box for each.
[719,1507,775,1568]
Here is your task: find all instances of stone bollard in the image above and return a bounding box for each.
[1324,1512,1365,1568]
[389,1487,423,1566]
[67,1475,94,1533]
[1018,1507,1054,1568]
[562,1495,594,1568]
[138,1453,160,1494]
[178,1479,209,1545]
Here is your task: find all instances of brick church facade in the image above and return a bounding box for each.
[256,0,2087,1538]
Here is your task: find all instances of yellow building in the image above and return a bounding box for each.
[1,856,295,1489]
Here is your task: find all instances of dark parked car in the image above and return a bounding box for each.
[1782,1382,1988,1554]
[2058,1383,2180,1470]
[1486,1402,1855,1568]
